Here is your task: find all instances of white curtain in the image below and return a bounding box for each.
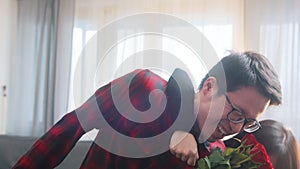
[244,0,300,142]
[70,0,244,109]
[6,0,75,136]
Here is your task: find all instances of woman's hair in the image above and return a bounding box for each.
[253,120,300,169]
[198,51,282,105]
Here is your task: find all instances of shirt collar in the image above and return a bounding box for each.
[165,68,199,139]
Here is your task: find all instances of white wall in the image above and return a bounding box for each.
[0,0,17,133]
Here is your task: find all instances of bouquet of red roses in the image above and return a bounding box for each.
[197,134,274,169]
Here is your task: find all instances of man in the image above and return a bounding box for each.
[13,51,282,169]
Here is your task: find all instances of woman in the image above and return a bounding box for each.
[252,120,300,169]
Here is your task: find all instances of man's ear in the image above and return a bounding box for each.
[202,77,219,97]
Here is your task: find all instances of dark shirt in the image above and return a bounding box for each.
[13,69,207,169]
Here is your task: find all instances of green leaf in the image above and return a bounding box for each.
[223,147,236,157]
[198,157,211,169]
[207,148,232,169]
[209,148,225,163]
[230,152,251,165]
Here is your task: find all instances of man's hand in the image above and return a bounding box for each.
[169,131,199,166]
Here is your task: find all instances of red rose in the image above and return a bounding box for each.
[251,144,267,162]
[250,144,274,169]
[240,134,274,169]
[241,134,259,146]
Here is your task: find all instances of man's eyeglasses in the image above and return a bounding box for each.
[225,94,261,133]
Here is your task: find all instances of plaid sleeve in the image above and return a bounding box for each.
[11,71,138,169]
[12,112,85,169]
[13,69,167,169]
[93,69,167,136]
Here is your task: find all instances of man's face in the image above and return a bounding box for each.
[196,81,270,142]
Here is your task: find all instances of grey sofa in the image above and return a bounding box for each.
[0,135,92,169]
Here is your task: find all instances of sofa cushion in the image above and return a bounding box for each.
[0,135,92,169]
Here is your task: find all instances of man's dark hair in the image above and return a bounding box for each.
[198,51,282,105]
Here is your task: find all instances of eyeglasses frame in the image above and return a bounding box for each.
[224,94,262,132]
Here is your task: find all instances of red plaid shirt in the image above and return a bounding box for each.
[13,69,208,169]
